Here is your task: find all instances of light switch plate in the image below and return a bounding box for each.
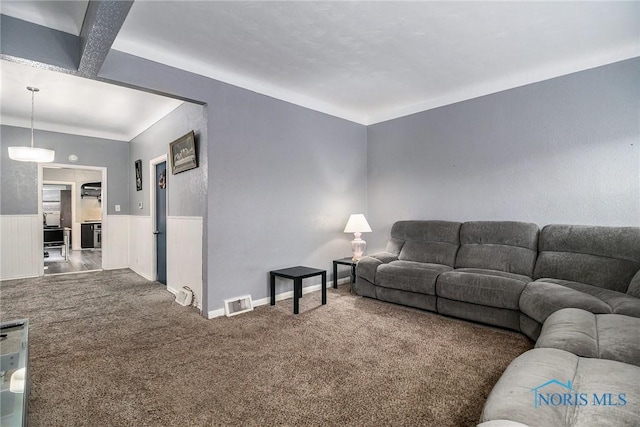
[138,202,143,209]
[115,205,121,212]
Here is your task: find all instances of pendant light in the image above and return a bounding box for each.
[8,87,55,163]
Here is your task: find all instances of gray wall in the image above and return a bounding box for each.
[100,50,368,313]
[129,101,207,217]
[0,125,130,215]
[366,58,640,252]
[0,15,79,70]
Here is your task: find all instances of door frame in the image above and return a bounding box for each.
[38,163,107,276]
[149,154,168,282]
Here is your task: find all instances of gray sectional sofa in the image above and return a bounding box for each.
[354,220,640,426]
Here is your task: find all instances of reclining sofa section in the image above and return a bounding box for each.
[519,224,640,339]
[355,220,640,339]
[436,221,538,331]
[355,220,461,312]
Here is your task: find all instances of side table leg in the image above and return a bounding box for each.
[294,278,301,314]
[333,261,338,289]
[270,273,276,306]
[321,271,327,305]
[351,264,356,292]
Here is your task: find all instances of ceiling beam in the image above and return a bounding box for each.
[78,0,134,77]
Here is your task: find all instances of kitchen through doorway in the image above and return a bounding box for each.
[40,165,106,275]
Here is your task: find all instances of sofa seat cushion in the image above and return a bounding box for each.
[536,308,640,366]
[519,280,613,324]
[480,348,640,426]
[436,268,530,310]
[376,260,451,295]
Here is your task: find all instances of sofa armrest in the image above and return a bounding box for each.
[357,252,397,284]
[368,251,399,264]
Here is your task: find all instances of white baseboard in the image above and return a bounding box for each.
[0,273,39,281]
[131,267,153,281]
[207,276,351,319]
[207,308,226,319]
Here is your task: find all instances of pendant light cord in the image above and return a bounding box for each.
[27,86,39,149]
[30,88,35,148]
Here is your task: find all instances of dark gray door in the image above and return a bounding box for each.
[155,162,167,285]
[59,190,71,228]
[60,189,72,248]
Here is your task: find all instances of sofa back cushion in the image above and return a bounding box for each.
[392,220,462,267]
[385,238,405,256]
[455,221,539,277]
[534,225,640,293]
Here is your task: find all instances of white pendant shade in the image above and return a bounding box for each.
[7,86,55,163]
[8,146,55,162]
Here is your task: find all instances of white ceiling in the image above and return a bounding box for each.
[0,60,183,141]
[112,1,640,124]
[1,1,639,130]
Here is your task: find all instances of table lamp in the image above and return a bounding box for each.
[344,214,372,261]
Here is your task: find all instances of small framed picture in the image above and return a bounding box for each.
[169,131,198,175]
[134,159,142,191]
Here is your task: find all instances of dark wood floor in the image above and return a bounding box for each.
[44,248,102,275]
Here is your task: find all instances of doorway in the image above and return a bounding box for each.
[151,156,167,285]
[39,164,106,275]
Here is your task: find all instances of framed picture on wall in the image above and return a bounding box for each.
[169,131,198,174]
[135,159,142,191]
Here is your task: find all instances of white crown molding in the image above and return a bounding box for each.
[116,40,639,128]
[1,100,182,141]
[1,116,131,141]
[363,45,640,125]
[111,41,369,125]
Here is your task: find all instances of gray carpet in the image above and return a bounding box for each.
[0,269,533,426]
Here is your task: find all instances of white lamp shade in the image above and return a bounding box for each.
[8,146,55,163]
[344,214,372,233]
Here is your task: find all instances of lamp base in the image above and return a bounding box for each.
[351,232,367,261]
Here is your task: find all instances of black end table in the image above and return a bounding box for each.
[270,266,327,314]
[333,257,357,291]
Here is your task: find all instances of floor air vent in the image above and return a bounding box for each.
[224,295,253,317]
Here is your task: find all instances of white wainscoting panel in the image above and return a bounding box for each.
[129,215,153,280]
[0,215,41,280]
[167,216,203,308]
[103,215,129,270]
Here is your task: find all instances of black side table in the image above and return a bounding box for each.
[333,257,357,291]
[270,266,327,314]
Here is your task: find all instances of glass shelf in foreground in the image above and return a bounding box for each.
[1,319,29,427]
